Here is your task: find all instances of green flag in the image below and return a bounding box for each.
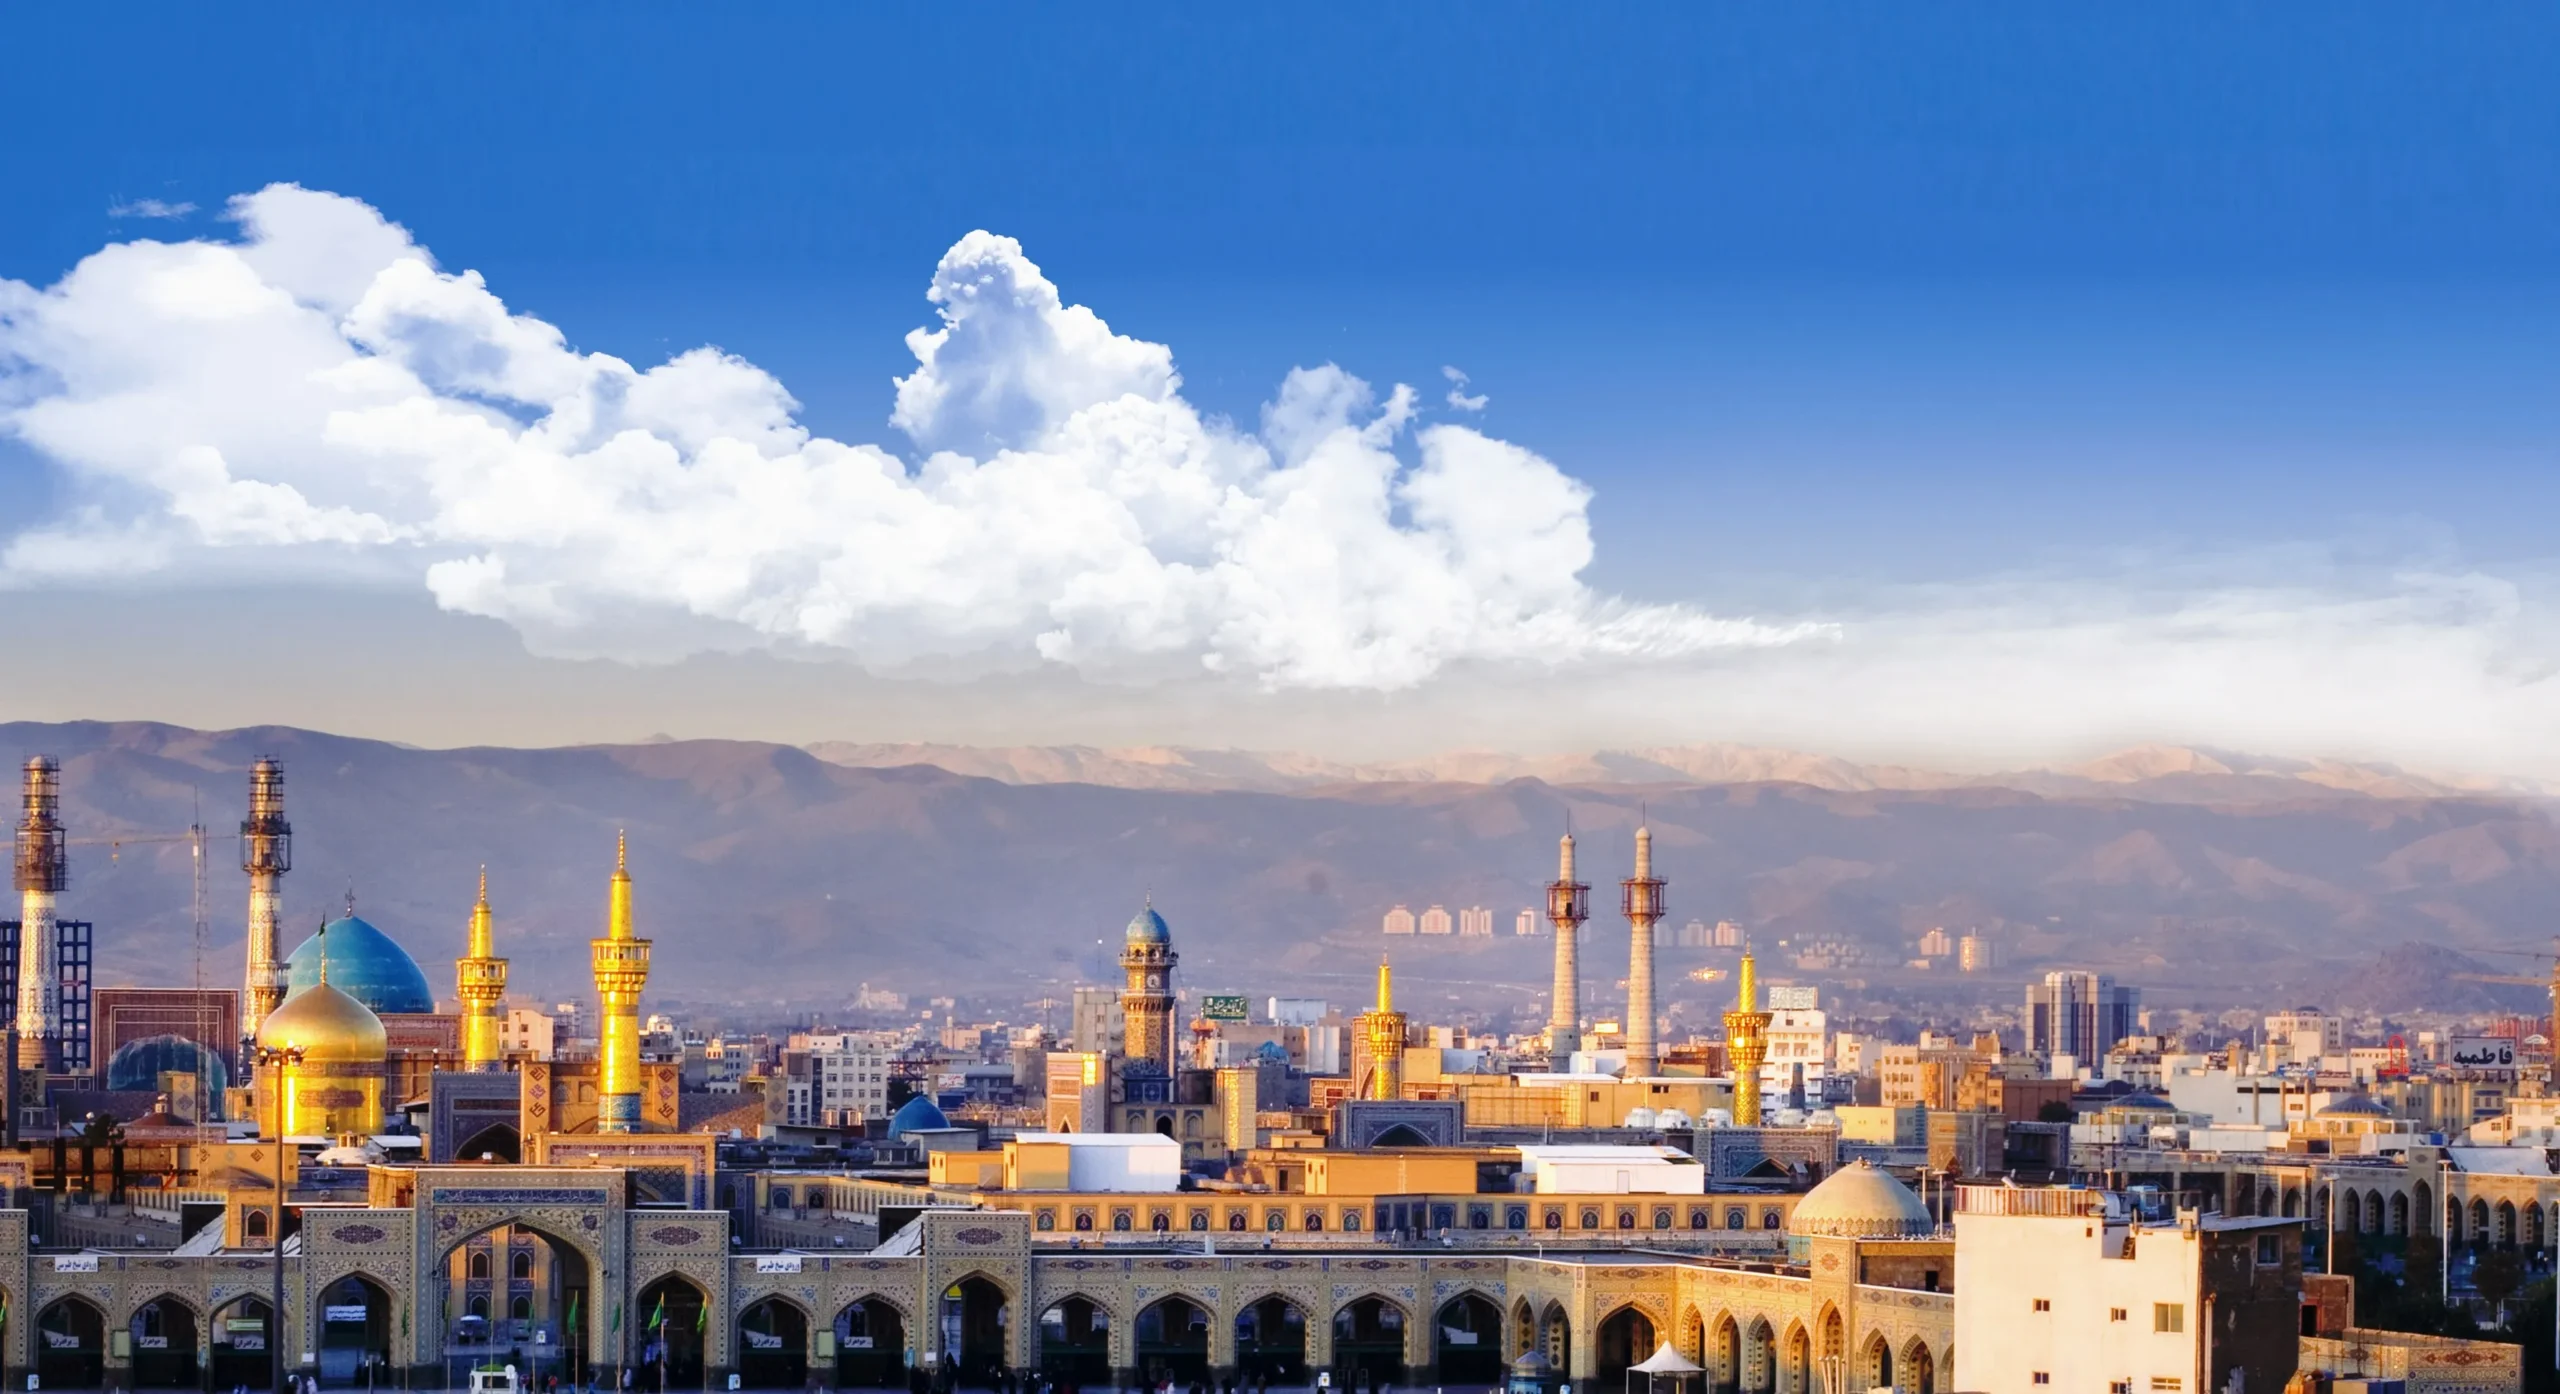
[611,1303,622,1333]
[568,1293,581,1329]
[650,1296,666,1331]
[694,1302,706,1334]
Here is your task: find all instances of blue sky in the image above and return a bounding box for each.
[4,7,2559,768]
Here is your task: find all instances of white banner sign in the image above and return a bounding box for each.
[744,1332,784,1350]
[754,1256,803,1274]
[49,1256,97,1274]
[2449,1036,2519,1073]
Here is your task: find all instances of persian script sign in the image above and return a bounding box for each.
[1202,995,1249,1022]
[430,1188,610,1207]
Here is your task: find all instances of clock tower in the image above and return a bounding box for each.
[1120,900,1178,1091]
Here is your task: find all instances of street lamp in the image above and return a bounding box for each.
[254,1044,306,1394]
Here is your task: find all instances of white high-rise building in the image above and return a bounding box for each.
[1458,906,1494,937]
[1514,908,1539,935]
[1419,905,1454,935]
[1383,905,1417,935]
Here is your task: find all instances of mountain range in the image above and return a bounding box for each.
[2,721,2554,1019]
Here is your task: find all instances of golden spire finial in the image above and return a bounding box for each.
[467,866,495,959]
[316,920,330,986]
[605,833,634,941]
[1377,956,1393,1013]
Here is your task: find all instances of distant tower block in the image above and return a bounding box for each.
[1544,832,1589,1059]
[239,757,292,1032]
[589,834,652,1132]
[1354,957,1409,1101]
[456,868,509,1069]
[1724,949,1773,1126]
[1621,824,1665,1077]
[13,757,68,1089]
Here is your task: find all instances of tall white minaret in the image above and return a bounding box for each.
[240,758,292,1033]
[1622,823,1665,1078]
[14,756,67,1086]
[1544,831,1588,1060]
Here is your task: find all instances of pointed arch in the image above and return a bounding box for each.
[1036,1291,1116,1384]
[1900,1336,1936,1394]
[834,1295,910,1389]
[1435,1293,1504,1385]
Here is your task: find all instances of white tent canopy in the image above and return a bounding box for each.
[1632,1344,1704,1375]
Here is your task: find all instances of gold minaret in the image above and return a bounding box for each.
[590,833,652,1132]
[1354,957,1409,1101]
[1723,947,1772,1126]
[240,757,292,1032]
[1543,831,1589,1061]
[457,868,508,1070]
[1621,822,1665,1077]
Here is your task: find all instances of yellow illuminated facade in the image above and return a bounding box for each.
[255,938,387,1138]
[591,833,652,1132]
[456,867,508,1069]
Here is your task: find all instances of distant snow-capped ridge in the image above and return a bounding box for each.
[802,739,2559,802]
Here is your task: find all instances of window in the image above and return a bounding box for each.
[1035,1211,1055,1232]
[512,1251,533,1280]
[1112,1211,1133,1232]
[1073,1212,1093,1232]
[2032,1299,2051,1313]
[2257,1234,2282,1266]
[1189,1212,1209,1232]
[1653,1208,1674,1230]
[1506,1207,1528,1231]
[1306,1212,1324,1232]
[2032,1376,2049,1387]
[1543,1209,1563,1231]
[2150,1380,2184,1392]
[1724,1207,1746,1229]
[1342,1211,1361,1232]
[1228,1212,1247,1232]
[1579,1209,1601,1229]
[2109,1308,2127,1322]
[1689,1209,1708,1230]
[1266,1210,1285,1232]
[2153,1304,2184,1334]
[469,1252,492,1281]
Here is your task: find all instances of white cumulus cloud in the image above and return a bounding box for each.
[0,184,1812,688]
[1441,364,1487,412]
[107,198,196,220]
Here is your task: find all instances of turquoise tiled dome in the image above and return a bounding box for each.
[284,914,435,1015]
[1126,904,1171,944]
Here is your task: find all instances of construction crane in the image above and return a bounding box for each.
[2450,937,2560,1040]
[65,803,220,1104]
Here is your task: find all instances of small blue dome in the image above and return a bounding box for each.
[284,915,436,1015]
[1126,904,1171,945]
[107,1034,230,1097]
[887,1096,951,1139]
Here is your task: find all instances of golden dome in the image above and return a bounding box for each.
[256,976,387,1063]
